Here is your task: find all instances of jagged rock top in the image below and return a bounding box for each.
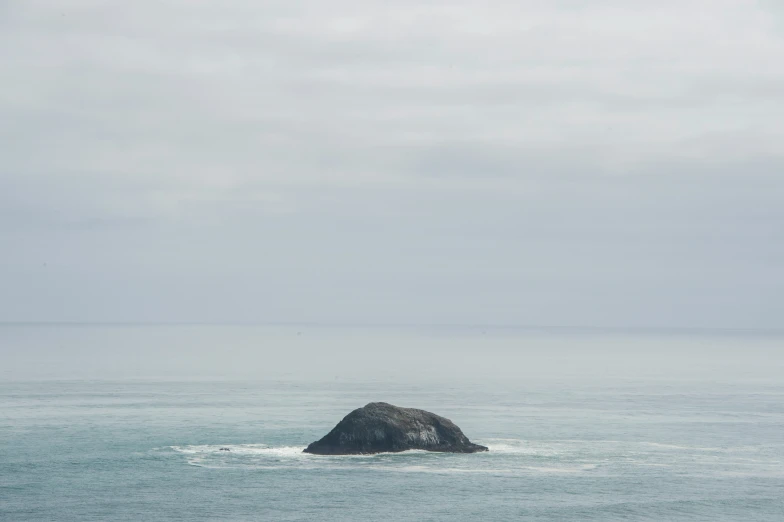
[303,402,488,455]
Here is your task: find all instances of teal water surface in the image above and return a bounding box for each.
[1,325,783,520]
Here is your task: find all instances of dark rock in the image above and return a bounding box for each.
[303,402,488,455]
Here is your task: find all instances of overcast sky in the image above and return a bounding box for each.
[1,0,782,328]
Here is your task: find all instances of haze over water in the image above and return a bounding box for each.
[2,324,782,521]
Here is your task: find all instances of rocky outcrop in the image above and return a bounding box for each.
[303,402,488,455]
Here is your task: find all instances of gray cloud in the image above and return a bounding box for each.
[1,0,783,327]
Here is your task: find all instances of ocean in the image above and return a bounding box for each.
[1,325,783,521]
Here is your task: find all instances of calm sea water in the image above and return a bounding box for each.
[1,325,783,521]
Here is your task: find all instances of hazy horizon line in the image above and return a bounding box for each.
[2,321,782,335]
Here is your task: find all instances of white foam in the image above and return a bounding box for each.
[170,445,474,463]
[167,441,608,476]
[479,438,742,455]
[641,442,722,451]
[519,464,596,474]
[371,465,515,474]
[364,463,596,475]
[170,444,307,458]
[479,439,560,456]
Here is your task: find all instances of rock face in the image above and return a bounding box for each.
[303,402,488,455]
